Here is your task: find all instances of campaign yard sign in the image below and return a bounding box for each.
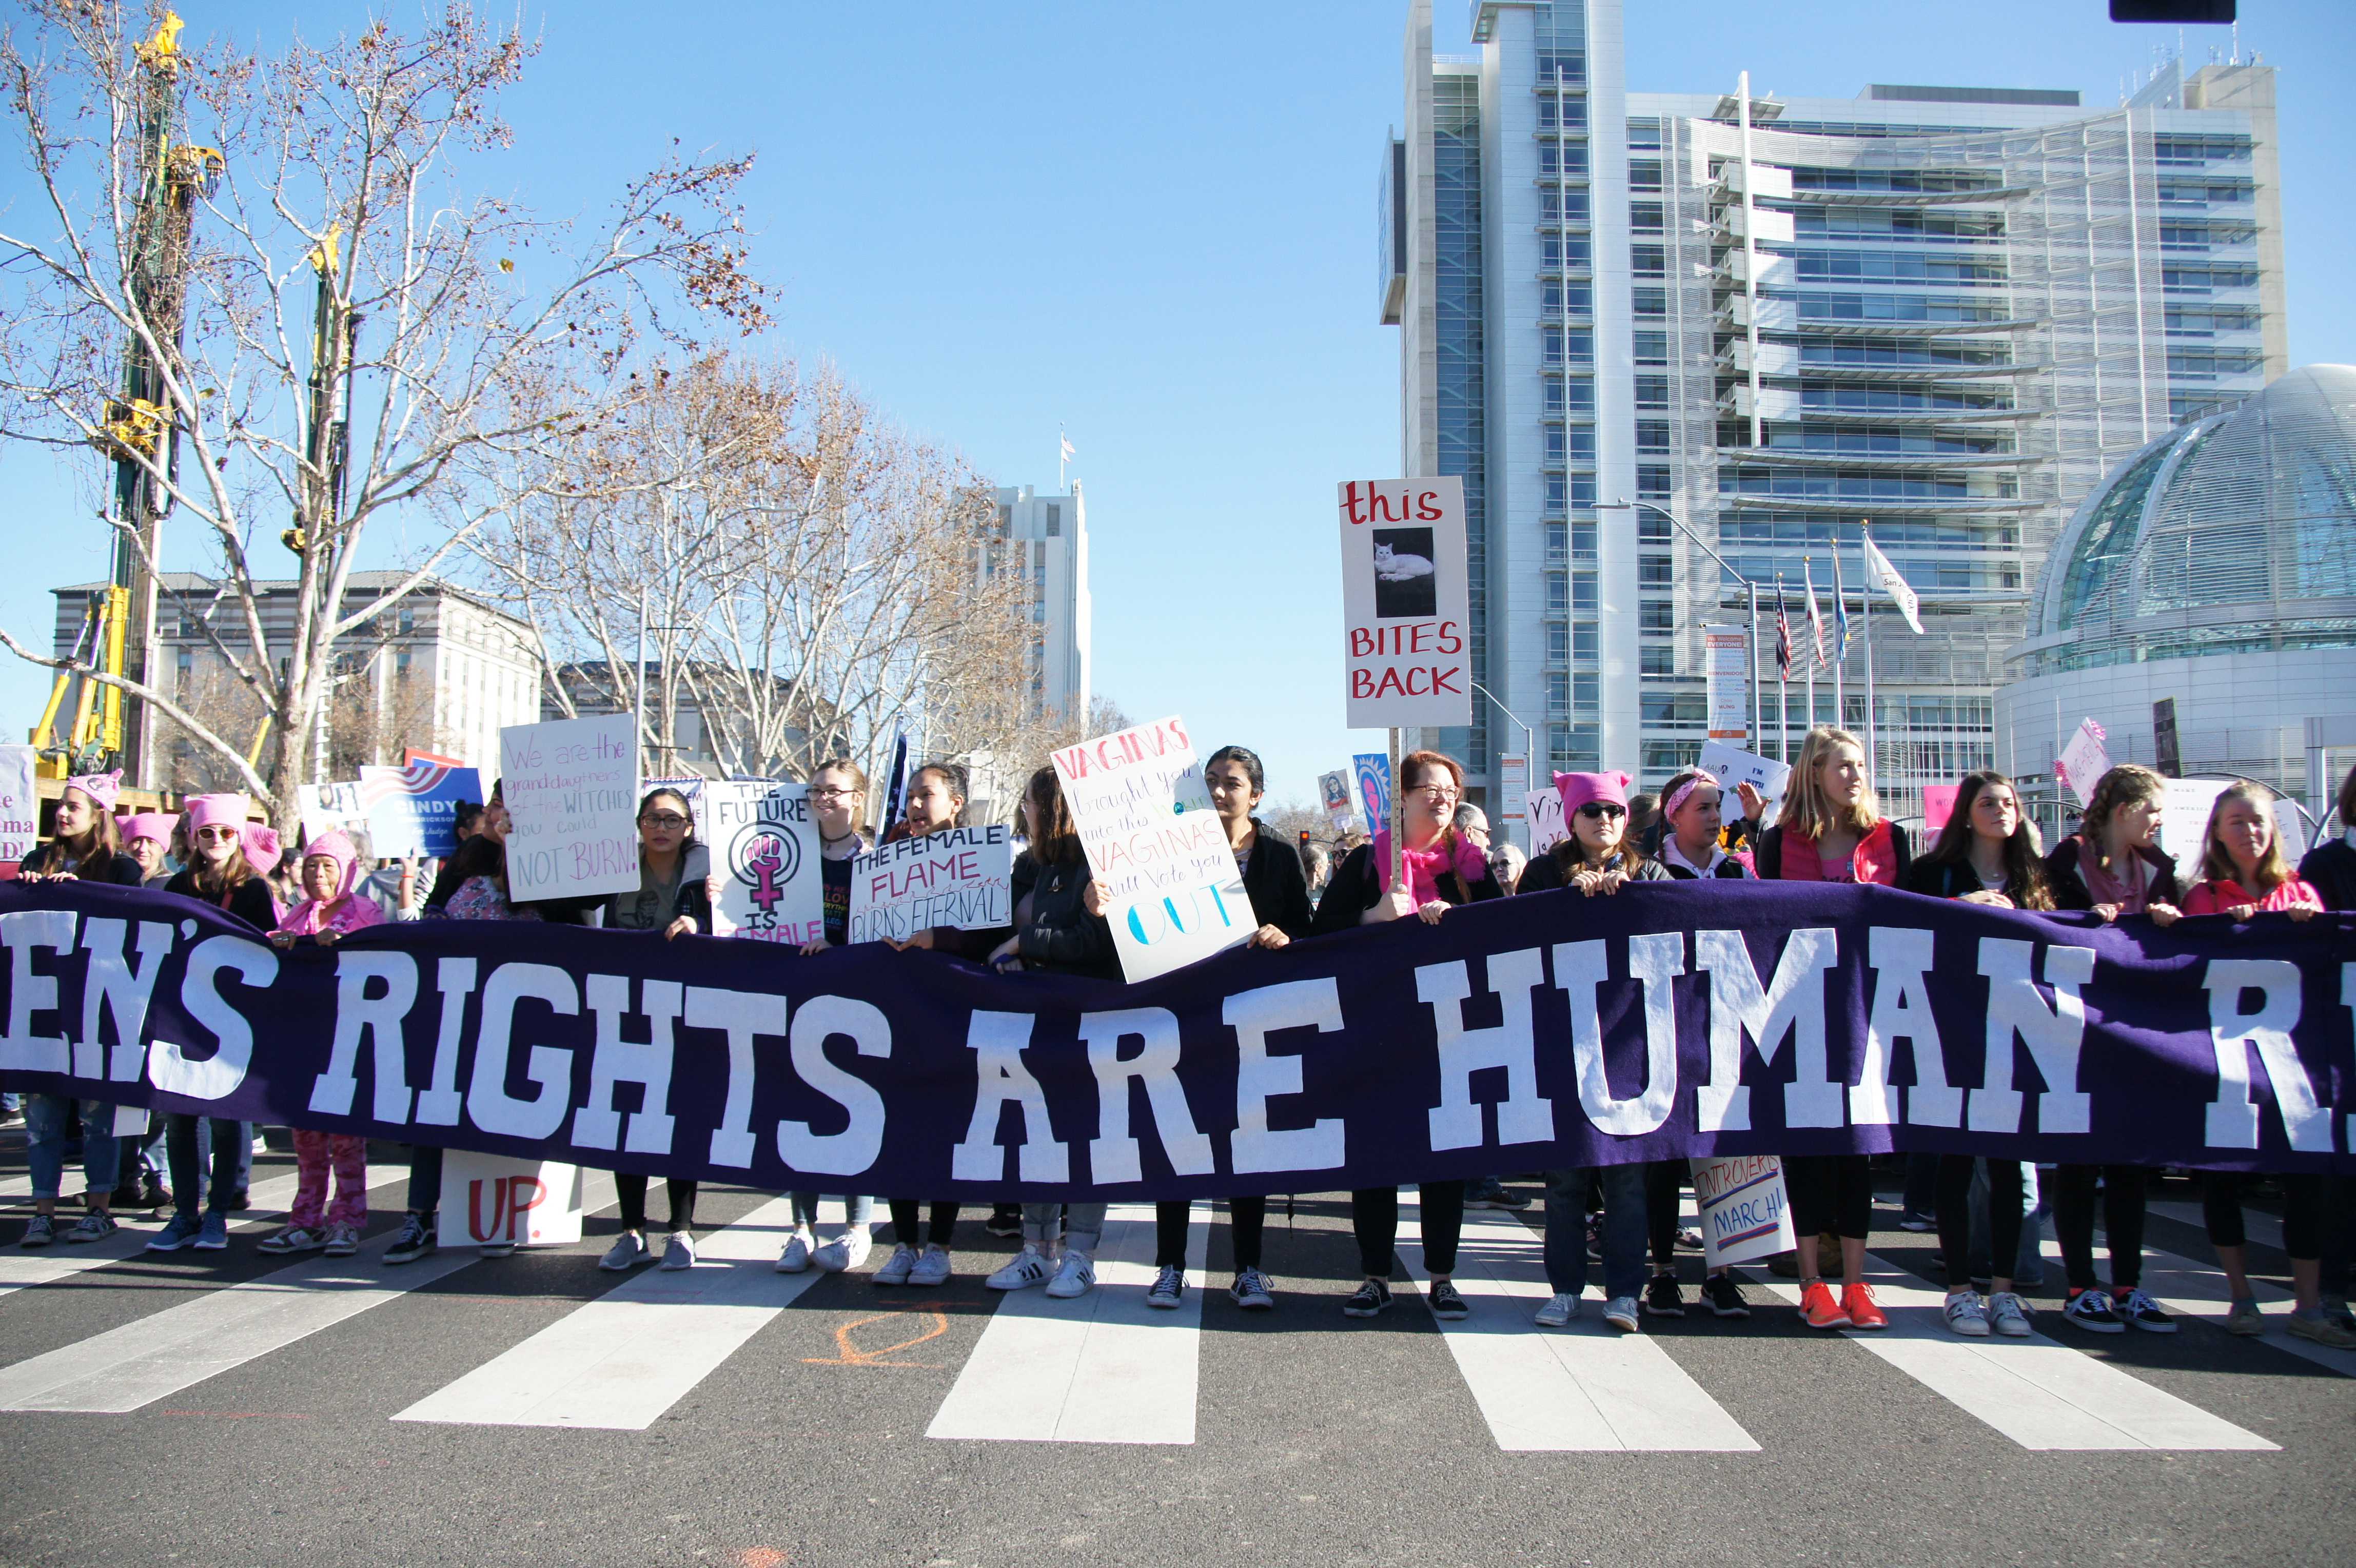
[1338,478,1472,728]
[1051,716,1252,983]
[705,780,823,945]
[848,825,1013,944]
[0,747,38,867]
[499,714,640,900]
[358,758,484,858]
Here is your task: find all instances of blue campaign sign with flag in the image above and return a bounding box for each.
[358,759,485,857]
[1352,751,1393,871]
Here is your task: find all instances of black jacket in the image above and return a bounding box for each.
[2297,838,2356,914]
[18,842,144,886]
[2045,837,2183,913]
[1902,858,1995,901]
[1657,849,1754,881]
[1011,852,1118,978]
[1515,850,1673,894]
[1753,821,1914,885]
[1308,840,1503,936]
[163,867,279,930]
[603,861,715,934]
[1239,821,1314,938]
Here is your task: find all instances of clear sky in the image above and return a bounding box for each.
[3,1,2348,811]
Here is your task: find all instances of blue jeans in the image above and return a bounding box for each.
[163,1114,243,1219]
[1545,1162,1648,1300]
[789,1192,875,1229]
[26,1095,120,1203]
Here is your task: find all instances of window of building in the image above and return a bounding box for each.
[1640,644,1676,676]
[1547,670,1568,716]
[1546,573,1567,614]
[1642,740,1702,776]
[1572,573,1597,613]
[1640,599,1676,631]
[1631,244,1666,277]
[1551,723,1600,770]
[1636,420,1671,453]
[1637,464,1672,500]
[1545,522,1567,566]
[1538,97,1588,131]
[1632,286,1666,317]
[1573,672,1599,714]
[1545,378,1596,416]
[1573,621,1598,661]
[1570,521,1597,562]
[1543,328,1594,366]
[1045,504,1061,537]
[1633,331,1668,365]
[1636,509,1671,542]
[1547,622,1569,664]
[1542,235,1593,270]
[1542,282,1593,315]
[1541,188,1592,224]
[1635,375,1671,409]
[1629,203,1663,233]
[1639,555,1673,588]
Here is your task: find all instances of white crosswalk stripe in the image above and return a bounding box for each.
[2037,1228,2356,1378]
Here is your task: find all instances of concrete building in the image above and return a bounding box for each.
[1384,0,2285,832]
[988,484,1092,728]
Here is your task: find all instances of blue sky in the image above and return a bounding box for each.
[3,1,2348,809]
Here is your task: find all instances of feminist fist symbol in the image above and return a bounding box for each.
[743,834,787,914]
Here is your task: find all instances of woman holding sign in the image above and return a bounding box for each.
[1310,750,1502,1321]
[1147,746,1312,1312]
[1752,727,1911,1332]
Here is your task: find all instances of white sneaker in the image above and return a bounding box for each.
[1602,1295,1640,1332]
[1534,1291,1578,1328]
[1945,1288,1991,1337]
[1988,1290,2034,1337]
[478,1241,516,1258]
[1146,1264,1184,1309]
[986,1244,1054,1291]
[776,1227,814,1273]
[813,1226,872,1273]
[660,1231,696,1270]
[908,1243,952,1287]
[600,1231,650,1271]
[871,1242,918,1284]
[1045,1249,1095,1299]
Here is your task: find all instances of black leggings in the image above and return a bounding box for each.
[889,1200,959,1248]
[1787,1154,1873,1241]
[1153,1198,1267,1270]
[1645,1160,1686,1271]
[617,1175,697,1232]
[1351,1182,1465,1278]
[2053,1164,2147,1292]
[1935,1156,2023,1287]
[2202,1170,2322,1260]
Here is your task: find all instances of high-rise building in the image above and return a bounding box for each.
[1383,0,2285,835]
[988,484,1093,728]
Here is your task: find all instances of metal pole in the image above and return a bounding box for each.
[1749,579,1761,750]
[1860,527,1877,783]
[1603,498,1761,755]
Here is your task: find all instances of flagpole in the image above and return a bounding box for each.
[1859,521,1877,785]
[1804,560,1817,737]
[1776,573,1788,764]
[1749,579,1761,751]
[1832,548,1846,727]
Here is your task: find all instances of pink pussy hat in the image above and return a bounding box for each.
[65,769,123,814]
[1555,770,1633,816]
[183,793,248,833]
[243,822,282,869]
[119,812,178,848]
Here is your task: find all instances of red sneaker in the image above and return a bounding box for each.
[1842,1281,1888,1331]
[1799,1280,1851,1330]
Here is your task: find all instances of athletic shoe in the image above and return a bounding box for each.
[109,1182,143,1209]
[19,1214,56,1248]
[1045,1249,1095,1300]
[1533,1291,1578,1328]
[1701,1273,1751,1319]
[812,1227,871,1273]
[2322,1295,2354,1331]
[1644,1271,1686,1318]
[1799,1280,1850,1330]
[220,1190,250,1213]
[1988,1291,2034,1337]
[258,1225,329,1256]
[1427,1279,1469,1320]
[2062,1288,2126,1334]
[776,1228,814,1274]
[322,1223,359,1258]
[869,1242,916,1284]
[1943,1289,1990,1336]
[383,1213,436,1265]
[1584,1217,1604,1262]
[478,1241,516,1259]
[985,1206,1023,1239]
[1897,1213,1935,1234]
[660,1231,696,1270]
[2115,1288,2176,1334]
[64,1210,117,1244]
[2287,1309,2356,1350]
[600,1231,651,1271]
[1603,1295,1641,1332]
[1675,1226,1704,1251]
[1146,1264,1185,1309]
[986,1244,1054,1291]
[1342,1279,1392,1318]
[1841,1281,1888,1331]
[194,1211,229,1250]
[138,1173,172,1212]
[1229,1267,1274,1310]
[1462,1178,1529,1211]
[908,1243,953,1287]
[2225,1297,2265,1336]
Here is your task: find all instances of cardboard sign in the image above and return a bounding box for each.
[705,780,823,945]
[1697,740,1793,823]
[1923,783,1959,835]
[1319,770,1356,834]
[442,1150,584,1247]
[499,713,640,900]
[1050,716,1252,982]
[1703,626,1750,742]
[848,824,1013,944]
[2161,777,2239,880]
[1337,478,1472,728]
[1528,778,1568,856]
[1691,1154,1795,1267]
[1352,752,1393,871]
[359,759,484,858]
[2054,718,2112,809]
[297,781,368,847]
[0,746,38,867]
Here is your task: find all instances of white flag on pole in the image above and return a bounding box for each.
[1862,532,1923,635]
[1803,559,1829,670]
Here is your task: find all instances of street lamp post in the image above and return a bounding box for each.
[1601,499,1763,756]
[1470,679,1536,846]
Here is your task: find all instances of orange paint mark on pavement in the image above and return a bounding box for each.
[802,1308,949,1368]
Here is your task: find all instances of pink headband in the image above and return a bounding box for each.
[1555,770,1632,817]
[65,769,122,814]
[1661,775,1711,823]
[184,793,248,832]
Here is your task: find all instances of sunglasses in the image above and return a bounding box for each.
[1576,802,1627,820]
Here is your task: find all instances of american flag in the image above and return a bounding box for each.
[1774,577,1792,683]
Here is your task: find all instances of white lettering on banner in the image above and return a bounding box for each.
[1864,927,1957,1128]
[149,935,275,1100]
[1225,978,1345,1174]
[417,958,476,1127]
[310,952,419,1121]
[1081,1008,1216,1185]
[1556,934,1681,1138]
[466,963,578,1141]
[682,985,781,1168]
[75,918,173,1083]
[2203,958,2327,1151]
[1420,949,1554,1149]
[1695,928,1841,1131]
[0,909,75,1073]
[574,976,682,1155]
[952,1011,1069,1183]
[779,995,891,1175]
[1969,940,2094,1135]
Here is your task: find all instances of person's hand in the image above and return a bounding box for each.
[1573,869,1603,897]
[1959,890,2014,908]
[316,929,340,947]
[1082,878,1109,917]
[2089,902,2121,924]
[662,915,696,941]
[2226,903,2257,921]
[1416,898,1449,925]
[1250,924,1291,950]
[2147,902,2180,927]
[1364,884,1415,924]
[798,936,831,956]
[2288,904,2316,922]
[268,930,296,949]
[1736,780,1765,820]
[986,934,1020,968]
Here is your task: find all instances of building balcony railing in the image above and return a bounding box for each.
[1734,447,2036,471]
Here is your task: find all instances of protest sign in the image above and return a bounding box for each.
[443,1150,584,1247]
[1697,740,1793,821]
[499,713,639,900]
[359,758,483,858]
[705,780,823,945]
[297,781,368,847]
[1338,478,1472,728]
[1319,770,1356,834]
[1051,716,1252,982]
[1692,1155,1795,1267]
[2161,778,2238,877]
[1704,626,1751,742]
[848,825,1013,944]
[0,747,39,867]
[1352,752,1394,870]
[1923,783,1959,835]
[1528,776,1568,856]
[2055,718,2112,809]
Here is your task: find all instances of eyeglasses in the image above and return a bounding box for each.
[808,787,857,800]
[1411,785,1460,800]
[639,813,690,830]
[1576,802,1626,820]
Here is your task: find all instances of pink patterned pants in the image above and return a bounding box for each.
[289,1130,368,1229]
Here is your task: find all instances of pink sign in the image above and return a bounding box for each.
[1922,784,1958,834]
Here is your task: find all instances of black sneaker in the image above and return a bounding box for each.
[1342,1279,1392,1318]
[220,1190,250,1213]
[108,1182,143,1209]
[985,1206,1022,1239]
[1462,1178,1530,1211]
[1644,1271,1686,1318]
[138,1173,172,1212]
[1701,1273,1752,1319]
[383,1213,436,1265]
[1427,1280,1470,1320]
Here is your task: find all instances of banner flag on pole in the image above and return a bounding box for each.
[1863,532,1924,635]
[1831,548,1853,663]
[1773,577,1792,683]
[1803,559,1829,671]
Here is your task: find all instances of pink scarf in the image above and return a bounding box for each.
[1396,833,1488,906]
[2073,835,2151,912]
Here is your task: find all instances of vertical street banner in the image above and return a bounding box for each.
[1703,625,1750,742]
[0,746,35,866]
[1337,477,1472,728]
[1498,754,1528,832]
[1052,716,1251,983]
[499,714,640,900]
[359,758,484,858]
[705,780,823,945]
[847,825,1014,944]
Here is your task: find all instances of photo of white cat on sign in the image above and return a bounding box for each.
[1371,527,1438,619]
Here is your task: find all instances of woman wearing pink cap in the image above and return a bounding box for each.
[17,771,143,887]
[258,830,383,1257]
[118,813,179,886]
[162,794,279,929]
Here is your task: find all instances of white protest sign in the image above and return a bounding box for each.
[2054,718,2112,808]
[1703,626,1750,742]
[442,1151,584,1247]
[1338,477,1472,728]
[1697,740,1793,823]
[1050,715,1252,982]
[1691,1154,1795,1267]
[1528,777,1568,856]
[2160,777,2239,880]
[705,780,823,945]
[499,713,639,900]
[297,781,368,847]
[0,746,38,867]
[848,825,1013,944]
[1319,769,1357,834]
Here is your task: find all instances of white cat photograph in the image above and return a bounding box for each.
[1370,527,1439,619]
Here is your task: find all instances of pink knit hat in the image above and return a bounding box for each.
[243,822,282,870]
[65,769,122,814]
[301,829,358,889]
[1555,770,1632,817]
[119,812,178,848]
[183,793,248,833]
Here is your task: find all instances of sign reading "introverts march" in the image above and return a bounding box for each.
[848,826,1013,945]
[1337,477,1472,729]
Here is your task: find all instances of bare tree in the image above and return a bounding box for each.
[0,2,765,826]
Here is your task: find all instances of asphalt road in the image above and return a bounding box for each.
[0,1136,2347,1568]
